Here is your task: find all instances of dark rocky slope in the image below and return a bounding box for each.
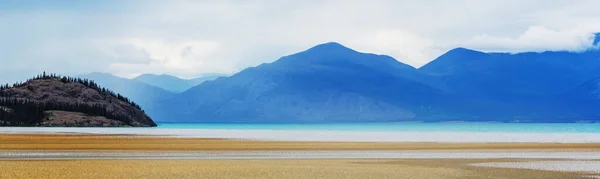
[0,74,156,127]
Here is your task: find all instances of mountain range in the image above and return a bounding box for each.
[77,72,175,112]
[134,73,225,93]
[79,34,600,123]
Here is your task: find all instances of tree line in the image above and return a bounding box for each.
[0,72,141,109]
[0,72,141,126]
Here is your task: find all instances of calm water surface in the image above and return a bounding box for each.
[156,122,600,133]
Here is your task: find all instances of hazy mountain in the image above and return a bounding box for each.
[134,74,225,93]
[153,42,446,122]
[78,73,174,112]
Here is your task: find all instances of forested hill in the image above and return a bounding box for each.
[0,73,156,127]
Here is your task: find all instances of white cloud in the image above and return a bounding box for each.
[1,0,600,82]
[112,45,153,64]
[467,25,600,52]
[345,29,439,67]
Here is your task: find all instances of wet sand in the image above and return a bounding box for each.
[2,134,600,151]
[4,151,600,161]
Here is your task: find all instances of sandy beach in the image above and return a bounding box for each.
[0,159,592,179]
[0,134,599,178]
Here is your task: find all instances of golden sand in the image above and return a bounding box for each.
[0,159,589,179]
[1,134,600,151]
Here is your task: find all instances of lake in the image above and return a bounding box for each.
[156,122,600,133]
[3,122,600,142]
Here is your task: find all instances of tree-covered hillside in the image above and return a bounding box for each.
[0,72,156,127]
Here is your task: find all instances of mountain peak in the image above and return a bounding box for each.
[275,42,416,69]
[419,47,488,73]
[447,47,483,54]
[304,42,357,54]
[314,42,346,47]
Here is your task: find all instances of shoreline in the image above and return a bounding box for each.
[3,134,600,151]
[4,128,600,143]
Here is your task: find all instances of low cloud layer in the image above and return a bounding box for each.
[1,0,600,83]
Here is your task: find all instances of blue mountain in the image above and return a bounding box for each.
[147,36,600,123]
[420,47,600,97]
[417,36,600,122]
[153,42,446,122]
[568,76,600,100]
[558,77,600,120]
[134,74,224,93]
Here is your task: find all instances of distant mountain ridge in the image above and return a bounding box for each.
[134,73,225,93]
[77,73,175,112]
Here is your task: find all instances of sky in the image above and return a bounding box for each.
[1,0,600,84]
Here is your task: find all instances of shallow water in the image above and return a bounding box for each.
[472,161,600,173]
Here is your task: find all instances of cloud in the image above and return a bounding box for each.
[1,0,600,82]
[344,29,439,67]
[466,25,600,52]
[111,45,154,65]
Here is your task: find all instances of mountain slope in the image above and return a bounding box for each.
[154,42,445,122]
[0,74,156,127]
[419,47,600,96]
[134,74,224,93]
[567,76,600,100]
[415,36,600,122]
[551,77,600,121]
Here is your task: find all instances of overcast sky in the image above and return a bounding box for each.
[1,0,600,84]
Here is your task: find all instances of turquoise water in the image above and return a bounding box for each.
[156,123,600,133]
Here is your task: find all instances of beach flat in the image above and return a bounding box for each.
[0,159,593,179]
[0,134,599,178]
